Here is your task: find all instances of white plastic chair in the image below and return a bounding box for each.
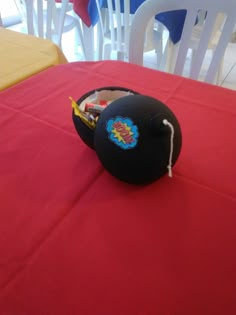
[95,0,163,61]
[129,0,236,84]
[14,0,87,59]
[165,11,226,83]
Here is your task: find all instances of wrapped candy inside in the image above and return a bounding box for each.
[71,87,137,149]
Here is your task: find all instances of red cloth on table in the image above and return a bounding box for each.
[55,0,92,26]
[0,61,236,314]
[73,0,91,26]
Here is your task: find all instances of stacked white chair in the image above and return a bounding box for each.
[14,0,88,59]
[129,0,236,84]
[95,0,164,61]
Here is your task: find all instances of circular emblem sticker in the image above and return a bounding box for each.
[106,117,139,150]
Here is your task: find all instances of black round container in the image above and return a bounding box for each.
[94,94,182,184]
[72,88,182,185]
[72,86,138,149]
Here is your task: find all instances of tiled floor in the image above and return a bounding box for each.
[2,0,236,90]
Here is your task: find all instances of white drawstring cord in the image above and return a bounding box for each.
[162,119,175,177]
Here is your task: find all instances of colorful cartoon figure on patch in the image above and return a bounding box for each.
[71,87,182,185]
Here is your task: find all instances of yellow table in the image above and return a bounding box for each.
[0,28,68,91]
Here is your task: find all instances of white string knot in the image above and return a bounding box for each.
[162,119,175,178]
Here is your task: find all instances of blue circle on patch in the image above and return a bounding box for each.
[106,117,139,150]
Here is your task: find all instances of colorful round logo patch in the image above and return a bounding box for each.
[106,117,139,150]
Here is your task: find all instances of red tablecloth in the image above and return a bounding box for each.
[55,0,91,25]
[0,61,236,314]
[72,0,91,26]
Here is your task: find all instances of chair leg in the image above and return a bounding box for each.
[73,19,87,60]
[209,50,223,85]
[117,50,125,61]
[165,40,178,73]
[189,48,223,85]
[153,29,164,70]
[97,23,104,60]
[189,48,196,76]
[103,42,112,59]
[73,25,86,60]
[159,42,168,72]
[82,22,95,61]
[216,57,223,85]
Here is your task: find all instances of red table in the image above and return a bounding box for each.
[0,61,236,314]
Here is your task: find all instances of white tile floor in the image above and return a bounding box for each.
[2,0,236,90]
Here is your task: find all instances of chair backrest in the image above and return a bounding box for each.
[129,0,236,83]
[14,0,70,46]
[96,0,131,58]
[96,0,157,60]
